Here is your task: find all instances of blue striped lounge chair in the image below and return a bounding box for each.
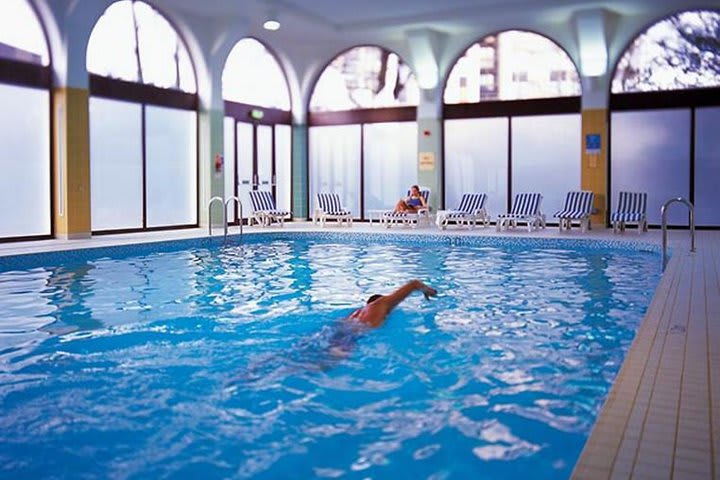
[382,188,431,228]
[435,193,488,229]
[314,193,353,227]
[248,190,291,227]
[554,190,595,233]
[496,193,544,232]
[611,191,648,234]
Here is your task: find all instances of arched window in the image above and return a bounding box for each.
[87,1,198,234]
[609,10,720,227]
[612,10,720,93]
[87,0,195,92]
[443,31,582,219]
[0,0,48,65]
[308,46,420,219]
[310,46,419,112]
[223,38,290,109]
[222,38,292,221]
[444,30,580,104]
[0,0,51,240]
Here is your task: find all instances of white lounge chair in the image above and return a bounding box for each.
[248,190,291,227]
[611,191,648,234]
[554,191,595,232]
[314,193,353,227]
[382,188,431,228]
[496,193,544,232]
[436,193,489,229]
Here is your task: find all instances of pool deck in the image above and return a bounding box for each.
[0,221,716,480]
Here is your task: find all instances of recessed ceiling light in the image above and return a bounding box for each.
[263,19,280,31]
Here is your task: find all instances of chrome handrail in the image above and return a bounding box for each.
[225,196,243,238]
[661,197,695,271]
[208,196,226,237]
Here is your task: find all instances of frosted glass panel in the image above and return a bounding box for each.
[444,118,508,216]
[90,98,143,231]
[145,106,197,227]
[257,125,272,188]
[363,122,418,215]
[611,109,690,225]
[695,107,720,226]
[309,125,361,216]
[223,116,236,220]
[512,114,581,219]
[0,84,50,237]
[236,123,253,211]
[275,125,292,213]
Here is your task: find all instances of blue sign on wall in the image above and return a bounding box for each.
[585,134,601,154]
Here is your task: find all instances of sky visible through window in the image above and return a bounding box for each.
[86,0,196,93]
[0,0,48,65]
[444,30,581,104]
[222,38,290,110]
[612,10,720,93]
[310,46,419,112]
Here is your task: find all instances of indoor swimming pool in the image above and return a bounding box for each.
[0,233,661,479]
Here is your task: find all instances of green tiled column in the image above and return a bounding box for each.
[199,108,226,226]
[292,124,308,219]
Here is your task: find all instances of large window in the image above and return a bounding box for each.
[222,38,292,221]
[443,31,581,217]
[87,0,198,233]
[0,0,51,240]
[87,0,195,92]
[310,46,419,112]
[611,110,690,226]
[612,10,720,93]
[308,46,419,219]
[609,10,720,227]
[445,30,580,104]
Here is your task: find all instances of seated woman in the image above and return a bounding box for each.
[394,185,427,213]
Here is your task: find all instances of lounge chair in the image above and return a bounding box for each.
[435,193,489,229]
[314,193,353,227]
[554,191,595,232]
[611,191,648,234]
[248,190,291,227]
[382,188,431,228]
[496,193,544,232]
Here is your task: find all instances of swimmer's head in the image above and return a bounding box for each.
[367,294,383,304]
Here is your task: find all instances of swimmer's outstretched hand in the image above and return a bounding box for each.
[412,280,437,300]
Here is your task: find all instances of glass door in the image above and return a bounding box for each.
[236,122,254,222]
[257,125,274,192]
[229,121,290,222]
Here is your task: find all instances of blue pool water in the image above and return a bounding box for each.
[0,233,661,479]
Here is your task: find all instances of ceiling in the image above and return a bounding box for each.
[168,0,665,36]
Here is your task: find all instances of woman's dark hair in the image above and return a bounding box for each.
[367,294,383,304]
[411,185,420,192]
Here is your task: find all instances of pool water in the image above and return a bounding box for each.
[0,234,660,479]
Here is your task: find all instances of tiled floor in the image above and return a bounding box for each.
[0,221,716,479]
[572,229,718,480]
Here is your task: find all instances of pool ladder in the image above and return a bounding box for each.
[208,196,243,240]
[660,197,695,271]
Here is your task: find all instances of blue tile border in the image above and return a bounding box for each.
[0,231,662,272]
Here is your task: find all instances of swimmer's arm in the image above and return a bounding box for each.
[377,280,437,312]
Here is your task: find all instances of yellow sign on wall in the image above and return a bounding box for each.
[419,152,435,171]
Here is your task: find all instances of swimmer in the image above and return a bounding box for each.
[327,279,437,357]
[347,279,437,329]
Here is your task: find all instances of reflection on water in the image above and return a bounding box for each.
[0,237,660,479]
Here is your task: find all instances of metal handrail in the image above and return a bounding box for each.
[225,196,243,238]
[208,196,225,237]
[661,197,695,271]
